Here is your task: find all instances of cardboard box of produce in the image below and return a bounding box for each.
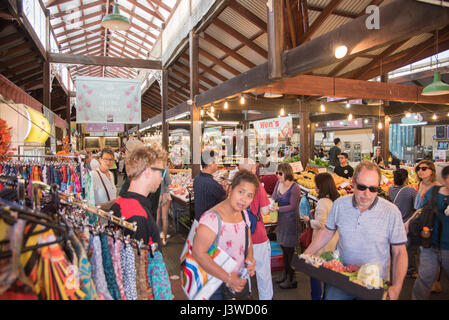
[292,255,384,300]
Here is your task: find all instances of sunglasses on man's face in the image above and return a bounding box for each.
[151,167,166,179]
[355,183,380,193]
[416,166,431,172]
[276,171,284,176]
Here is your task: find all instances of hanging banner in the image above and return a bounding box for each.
[253,116,293,139]
[84,123,124,132]
[76,76,141,124]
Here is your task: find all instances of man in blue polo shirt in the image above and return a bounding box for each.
[193,150,227,221]
[305,161,408,300]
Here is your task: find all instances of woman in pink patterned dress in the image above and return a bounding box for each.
[192,170,258,300]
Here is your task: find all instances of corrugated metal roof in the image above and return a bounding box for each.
[217,7,261,40]
[236,0,267,23]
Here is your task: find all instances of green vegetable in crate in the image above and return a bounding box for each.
[320,251,335,262]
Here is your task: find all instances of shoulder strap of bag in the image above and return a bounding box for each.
[96,170,111,201]
[392,187,406,204]
[241,211,249,259]
[209,209,223,248]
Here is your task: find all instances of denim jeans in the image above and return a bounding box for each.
[407,236,420,273]
[310,277,322,300]
[209,283,224,300]
[412,247,449,300]
[324,285,357,300]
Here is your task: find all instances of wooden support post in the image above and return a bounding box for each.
[66,95,71,143]
[43,61,51,109]
[309,119,316,161]
[267,0,284,80]
[299,112,310,169]
[190,31,201,179]
[243,120,249,159]
[161,69,169,152]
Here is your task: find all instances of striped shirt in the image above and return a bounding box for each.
[325,195,407,278]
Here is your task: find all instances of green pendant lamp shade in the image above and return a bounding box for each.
[421,71,449,96]
[101,3,130,31]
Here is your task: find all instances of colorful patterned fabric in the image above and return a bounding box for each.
[89,235,112,300]
[134,247,149,300]
[147,251,173,300]
[70,233,98,300]
[109,237,127,300]
[120,243,138,300]
[100,234,121,300]
[21,226,86,300]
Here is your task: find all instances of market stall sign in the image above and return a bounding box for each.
[253,116,293,138]
[85,123,124,132]
[75,76,141,124]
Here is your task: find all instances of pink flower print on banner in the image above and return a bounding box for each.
[87,89,93,94]
[125,91,130,96]
[130,86,135,91]
[77,95,83,101]
[126,102,132,109]
[129,117,133,122]
[134,107,139,113]
[226,240,232,250]
[134,97,139,102]
[85,101,91,108]
[84,115,89,121]
[82,84,87,89]
[78,106,83,112]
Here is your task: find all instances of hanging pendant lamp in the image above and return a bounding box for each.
[421,71,449,96]
[421,28,449,96]
[101,2,130,31]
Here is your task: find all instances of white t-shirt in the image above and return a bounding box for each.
[90,158,100,171]
[91,169,117,205]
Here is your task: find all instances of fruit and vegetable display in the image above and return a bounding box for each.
[308,158,330,168]
[263,201,278,224]
[380,168,418,193]
[295,171,353,198]
[285,155,300,163]
[299,251,391,290]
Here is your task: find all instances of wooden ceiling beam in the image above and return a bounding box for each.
[252,74,449,105]
[48,52,161,69]
[0,32,25,47]
[127,0,165,23]
[175,63,217,88]
[147,0,171,13]
[1,51,38,66]
[202,33,256,69]
[112,30,153,53]
[307,4,358,19]
[58,27,103,45]
[180,53,229,82]
[46,0,74,8]
[227,0,267,32]
[108,36,147,57]
[198,48,240,76]
[119,6,159,36]
[0,41,32,58]
[298,0,343,44]
[52,10,103,30]
[55,19,102,38]
[213,19,268,59]
[50,1,105,19]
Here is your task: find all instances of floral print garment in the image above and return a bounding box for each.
[198,210,250,273]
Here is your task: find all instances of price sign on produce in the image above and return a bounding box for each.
[290,161,304,173]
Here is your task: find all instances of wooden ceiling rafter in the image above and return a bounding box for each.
[227,0,267,33]
[180,53,229,82]
[212,19,268,59]
[58,27,103,45]
[0,41,33,58]
[297,0,343,45]
[111,30,153,54]
[52,9,104,30]
[50,0,105,20]
[201,33,256,69]
[46,0,74,8]
[198,48,240,76]
[127,0,164,23]
[175,62,217,88]
[118,6,159,37]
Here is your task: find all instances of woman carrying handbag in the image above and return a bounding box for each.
[301,173,340,300]
[192,170,258,300]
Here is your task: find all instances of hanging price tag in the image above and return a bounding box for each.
[318,168,327,173]
[339,181,350,189]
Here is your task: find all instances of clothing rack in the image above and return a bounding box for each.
[0,154,85,195]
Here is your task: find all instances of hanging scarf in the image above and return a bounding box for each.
[99,234,121,300]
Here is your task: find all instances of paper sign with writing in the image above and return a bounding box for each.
[290,161,304,173]
[76,76,141,124]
